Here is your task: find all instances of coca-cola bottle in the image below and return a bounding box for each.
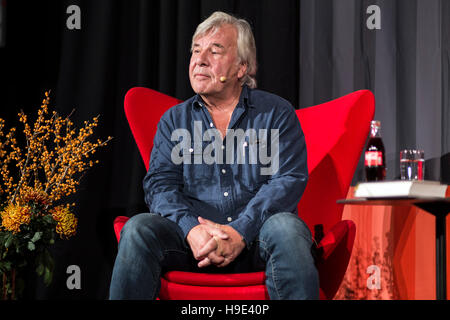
[365,120,386,181]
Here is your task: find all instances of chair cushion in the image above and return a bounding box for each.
[163,271,266,287]
[159,276,269,300]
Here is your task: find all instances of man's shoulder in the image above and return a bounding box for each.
[159,95,196,123]
[248,87,295,113]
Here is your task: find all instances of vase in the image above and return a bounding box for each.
[1,266,37,300]
[1,268,16,300]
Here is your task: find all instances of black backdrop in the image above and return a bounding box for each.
[0,0,449,299]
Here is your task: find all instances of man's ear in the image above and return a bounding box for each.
[237,62,248,80]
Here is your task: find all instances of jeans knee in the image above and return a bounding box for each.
[120,213,161,244]
[260,212,312,246]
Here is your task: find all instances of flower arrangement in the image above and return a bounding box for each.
[0,92,112,299]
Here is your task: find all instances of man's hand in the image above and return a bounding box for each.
[186,218,229,267]
[197,217,246,268]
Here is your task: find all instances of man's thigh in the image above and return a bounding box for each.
[125,213,198,273]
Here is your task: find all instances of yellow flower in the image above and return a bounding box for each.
[51,205,77,239]
[1,203,32,234]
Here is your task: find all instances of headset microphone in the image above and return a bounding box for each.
[219,76,227,83]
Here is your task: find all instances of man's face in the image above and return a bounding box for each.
[189,24,246,97]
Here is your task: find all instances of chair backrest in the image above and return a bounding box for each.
[124,87,182,171]
[296,90,375,235]
[124,87,375,235]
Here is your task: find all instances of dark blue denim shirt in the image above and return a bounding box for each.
[143,85,308,245]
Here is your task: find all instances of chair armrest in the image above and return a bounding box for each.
[316,220,356,299]
[113,216,130,242]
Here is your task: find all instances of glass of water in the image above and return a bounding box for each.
[400,149,424,180]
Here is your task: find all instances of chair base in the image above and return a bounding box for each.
[160,276,269,300]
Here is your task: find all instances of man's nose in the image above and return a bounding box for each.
[195,50,209,66]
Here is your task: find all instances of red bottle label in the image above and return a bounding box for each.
[365,151,383,166]
[418,160,423,180]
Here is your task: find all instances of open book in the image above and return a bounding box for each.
[354,180,448,199]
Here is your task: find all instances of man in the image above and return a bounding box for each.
[109,11,319,300]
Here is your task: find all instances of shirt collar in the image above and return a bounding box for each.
[192,85,255,109]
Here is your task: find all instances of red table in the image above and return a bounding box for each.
[337,197,450,300]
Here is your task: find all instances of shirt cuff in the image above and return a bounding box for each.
[228,216,258,248]
[178,215,200,239]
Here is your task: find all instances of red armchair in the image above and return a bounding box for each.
[114,87,375,300]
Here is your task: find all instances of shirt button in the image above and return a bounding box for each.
[227,217,233,222]
[221,145,225,150]
[210,122,214,127]
[189,148,193,153]
[221,169,226,174]
[223,192,229,197]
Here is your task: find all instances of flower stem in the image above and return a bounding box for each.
[2,272,6,300]
[11,269,15,300]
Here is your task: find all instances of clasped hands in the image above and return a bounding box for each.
[186,217,246,268]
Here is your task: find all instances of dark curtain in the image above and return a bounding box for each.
[0,0,448,299]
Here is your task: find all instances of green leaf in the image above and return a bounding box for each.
[44,249,54,266]
[0,260,12,272]
[36,263,44,276]
[43,214,56,224]
[27,241,36,251]
[4,234,13,248]
[31,231,43,243]
[44,267,53,286]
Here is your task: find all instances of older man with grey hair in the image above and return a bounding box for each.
[109,11,318,300]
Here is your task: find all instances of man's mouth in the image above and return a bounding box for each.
[194,73,210,79]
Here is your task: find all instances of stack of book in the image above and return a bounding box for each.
[354,180,448,199]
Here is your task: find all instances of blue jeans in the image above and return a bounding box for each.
[109,212,319,300]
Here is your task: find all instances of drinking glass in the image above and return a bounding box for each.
[400,149,424,180]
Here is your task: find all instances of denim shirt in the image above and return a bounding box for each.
[143,85,308,245]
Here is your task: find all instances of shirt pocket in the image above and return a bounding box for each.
[182,141,218,186]
[239,138,269,191]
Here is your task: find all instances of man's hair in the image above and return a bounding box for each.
[191,11,258,89]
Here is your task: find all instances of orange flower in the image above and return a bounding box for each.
[20,187,50,208]
[1,203,32,234]
[51,205,77,239]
